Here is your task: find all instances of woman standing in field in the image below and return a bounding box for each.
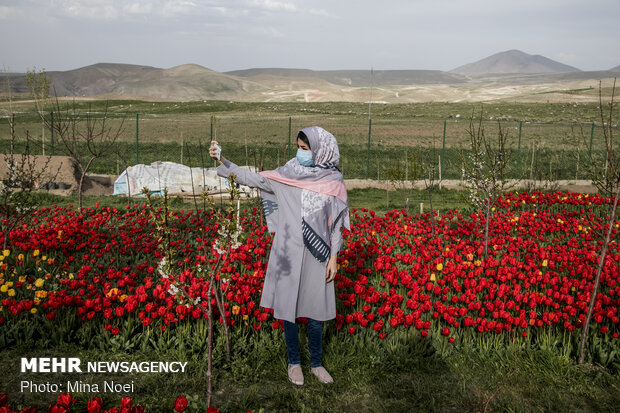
[210,126,349,385]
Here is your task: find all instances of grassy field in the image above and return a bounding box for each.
[2,323,619,412]
[1,99,615,146]
[1,99,619,412]
[1,100,617,181]
[2,184,620,413]
[22,186,469,217]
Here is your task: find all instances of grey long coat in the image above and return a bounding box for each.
[218,160,344,323]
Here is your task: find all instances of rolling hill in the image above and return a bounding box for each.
[225,68,468,87]
[1,51,616,103]
[451,50,581,76]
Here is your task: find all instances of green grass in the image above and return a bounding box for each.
[347,187,469,215]
[24,187,469,216]
[3,183,620,412]
[3,99,617,122]
[2,99,618,183]
[2,327,619,412]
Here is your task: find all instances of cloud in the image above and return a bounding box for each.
[41,0,215,21]
[0,5,20,20]
[260,26,286,38]
[248,0,297,12]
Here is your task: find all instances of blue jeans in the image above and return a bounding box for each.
[283,318,323,368]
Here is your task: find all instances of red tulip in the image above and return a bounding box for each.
[120,397,132,409]
[87,397,103,413]
[174,396,188,412]
[55,392,76,408]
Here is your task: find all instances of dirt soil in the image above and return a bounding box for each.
[0,155,114,196]
[0,154,598,199]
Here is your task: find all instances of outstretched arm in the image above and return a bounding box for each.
[210,140,273,192]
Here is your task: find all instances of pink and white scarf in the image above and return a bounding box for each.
[259,126,350,262]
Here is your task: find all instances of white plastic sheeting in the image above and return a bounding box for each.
[113,161,256,196]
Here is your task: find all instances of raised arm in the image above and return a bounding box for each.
[210,141,273,192]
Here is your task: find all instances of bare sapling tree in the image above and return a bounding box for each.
[523,142,560,195]
[461,106,514,260]
[578,79,620,364]
[27,69,126,210]
[420,136,443,220]
[1,72,57,250]
[24,68,51,155]
[144,174,242,408]
[1,116,57,250]
[53,99,125,210]
[24,68,50,117]
[384,158,406,209]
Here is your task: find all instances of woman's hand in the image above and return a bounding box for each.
[325,255,338,283]
[209,140,226,164]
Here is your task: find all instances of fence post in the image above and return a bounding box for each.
[135,113,139,164]
[588,122,595,164]
[288,117,292,160]
[516,121,522,179]
[441,120,446,178]
[366,118,372,179]
[50,111,55,156]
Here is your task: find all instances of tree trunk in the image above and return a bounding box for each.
[213,278,231,360]
[483,203,491,260]
[78,156,97,211]
[578,185,619,364]
[207,278,214,407]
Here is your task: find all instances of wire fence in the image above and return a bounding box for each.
[0,111,615,182]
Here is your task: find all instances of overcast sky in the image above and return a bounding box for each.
[1,0,619,73]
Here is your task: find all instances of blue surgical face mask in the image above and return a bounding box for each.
[296,148,313,166]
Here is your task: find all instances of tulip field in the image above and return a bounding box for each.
[1,190,619,411]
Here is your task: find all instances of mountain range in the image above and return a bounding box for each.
[2,50,618,103]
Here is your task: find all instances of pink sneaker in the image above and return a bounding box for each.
[288,364,304,385]
[311,366,333,384]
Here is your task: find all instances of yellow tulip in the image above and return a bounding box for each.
[35,278,44,288]
[33,250,40,257]
[436,263,443,271]
[430,273,436,282]
[0,285,7,293]
[30,308,37,314]
[2,250,9,257]
[8,289,15,296]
